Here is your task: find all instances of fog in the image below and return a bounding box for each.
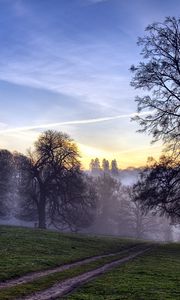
[0,152,179,243]
[86,163,179,242]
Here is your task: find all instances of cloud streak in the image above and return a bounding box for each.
[88,0,109,3]
[0,111,153,134]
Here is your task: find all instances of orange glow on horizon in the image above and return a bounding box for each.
[0,131,162,170]
[78,143,162,170]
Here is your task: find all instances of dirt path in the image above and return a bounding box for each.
[17,247,151,300]
[0,245,140,289]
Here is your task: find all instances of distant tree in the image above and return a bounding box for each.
[131,17,180,153]
[102,158,110,173]
[130,200,162,239]
[89,159,95,171]
[93,173,120,234]
[111,159,119,176]
[116,186,172,240]
[0,150,13,217]
[115,186,135,237]
[162,220,173,241]
[14,152,38,223]
[90,157,101,175]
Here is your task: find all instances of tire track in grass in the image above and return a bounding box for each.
[0,244,141,290]
[17,247,152,300]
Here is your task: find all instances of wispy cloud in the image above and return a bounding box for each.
[0,28,137,112]
[87,0,109,3]
[0,111,153,134]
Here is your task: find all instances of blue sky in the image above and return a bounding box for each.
[0,0,179,168]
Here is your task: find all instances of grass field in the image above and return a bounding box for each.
[63,243,180,300]
[0,225,179,300]
[0,225,138,281]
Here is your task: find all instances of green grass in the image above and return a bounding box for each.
[63,243,180,300]
[0,225,139,281]
[0,246,145,300]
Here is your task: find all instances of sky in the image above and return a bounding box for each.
[0,0,179,169]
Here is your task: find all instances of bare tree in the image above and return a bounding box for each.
[131,17,180,153]
[17,130,96,230]
[28,130,81,229]
[117,186,173,240]
[132,156,180,222]
[131,17,180,223]
[48,173,97,232]
[14,152,38,223]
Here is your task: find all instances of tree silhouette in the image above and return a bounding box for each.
[90,157,101,175]
[131,17,180,153]
[17,130,96,230]
[132,156,180,222]
[0,150,13,217]
[111,159,119,176]
[102,158,110,173]
[131,17,180,223]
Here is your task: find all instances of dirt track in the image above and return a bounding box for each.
[17,247,151,300]
[0,245,139,289]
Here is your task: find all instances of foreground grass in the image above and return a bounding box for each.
[0,246,144,300]
[63,243,180,300]
[0,225,139,281]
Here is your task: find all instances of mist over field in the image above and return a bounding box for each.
[0,152,179,242]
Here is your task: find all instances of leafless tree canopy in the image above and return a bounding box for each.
[132,156,180,222]
[131,17,180,153]
[17,130,97,230]
[130,17,180,223]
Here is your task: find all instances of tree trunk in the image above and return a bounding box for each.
[38,193,46,229]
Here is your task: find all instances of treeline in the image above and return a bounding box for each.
[0,130,173,240]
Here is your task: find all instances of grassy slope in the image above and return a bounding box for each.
[0,225,138,281]
[64,243,180,300]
